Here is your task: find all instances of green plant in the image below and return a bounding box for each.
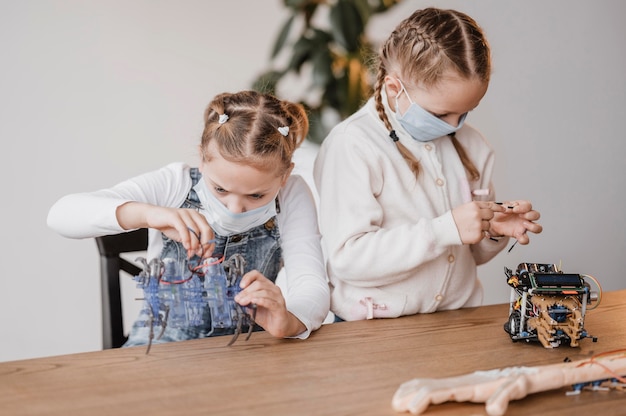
[252,0,402,143]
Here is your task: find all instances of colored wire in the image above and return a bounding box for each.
[576,349,626,383]
[581,273,602,310]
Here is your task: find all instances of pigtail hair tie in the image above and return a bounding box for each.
[218,114,229,124]
[389,130,400,142]
[278,126,289,136]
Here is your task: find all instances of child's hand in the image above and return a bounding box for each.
[118,202,215,258]
[488,200,542,244]
[234,270,306,338]
[452,201,506,244]
[147,206,215,257]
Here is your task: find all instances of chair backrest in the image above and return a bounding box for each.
[95,228,148,349]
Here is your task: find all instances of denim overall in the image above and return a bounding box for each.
[124,168,282,347]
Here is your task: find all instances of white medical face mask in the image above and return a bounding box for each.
[193,179,277,236]
[394,79,467,142]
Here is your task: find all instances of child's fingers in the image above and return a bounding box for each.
[488,201,507,213]
[523,220,543,235]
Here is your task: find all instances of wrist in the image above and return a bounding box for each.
[116,201,147,230]
[283,312,307,338]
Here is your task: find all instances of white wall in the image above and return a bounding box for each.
[1,0,624,362]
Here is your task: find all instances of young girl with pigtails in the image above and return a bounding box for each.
[48,90,330,345]
[313,8,542,321]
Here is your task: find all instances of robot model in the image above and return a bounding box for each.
[503,262,600,348]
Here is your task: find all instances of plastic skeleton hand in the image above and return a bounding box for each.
[223,254,257,346]
[133,252,255,352]
[203,253,257,346]
[134,256,205,354]
[135,257,168,354]
[392,350,626,416]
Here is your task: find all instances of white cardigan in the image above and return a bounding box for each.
[313,96,508,321]
[47,163,330,338]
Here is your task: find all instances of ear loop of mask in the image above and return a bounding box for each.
[388,79,403,142]
[389,78,411,143]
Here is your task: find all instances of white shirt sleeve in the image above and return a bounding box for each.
[47,162,191,239]
[276,175,330,339]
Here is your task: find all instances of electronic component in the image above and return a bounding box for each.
[133,253,255,352]
[503,262,601,348]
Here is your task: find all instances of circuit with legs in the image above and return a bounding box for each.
[503,262,601,348]
[133,252,255,352]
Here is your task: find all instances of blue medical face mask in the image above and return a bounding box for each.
[394,79,467,142]
[194,179,278,236]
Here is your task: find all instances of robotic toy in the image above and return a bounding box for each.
[503,262,600,348]
[133,253,256,353]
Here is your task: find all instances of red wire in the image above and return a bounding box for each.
[576,349,626,383]
[160,255,225,285]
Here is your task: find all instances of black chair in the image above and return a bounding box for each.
[95,228,148,349]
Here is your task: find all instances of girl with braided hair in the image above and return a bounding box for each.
[313,8,542,321]
[48,90,330,344]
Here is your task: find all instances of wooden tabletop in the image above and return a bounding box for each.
[2,289,625,416]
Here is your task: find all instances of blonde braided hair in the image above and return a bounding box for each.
[373,8,490,180]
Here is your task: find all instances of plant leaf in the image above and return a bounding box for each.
[284,0,309,9]
[309,27,334,46]
[305,108,327,144]
[311,48,333,88]
[287,36,313,73]
[271,15,296,59]
[329,0,364,53]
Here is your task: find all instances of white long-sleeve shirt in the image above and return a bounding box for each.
[48,162,330,338]
[313,96,508,321]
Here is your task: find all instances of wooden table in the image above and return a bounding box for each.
[2,290,625,416]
